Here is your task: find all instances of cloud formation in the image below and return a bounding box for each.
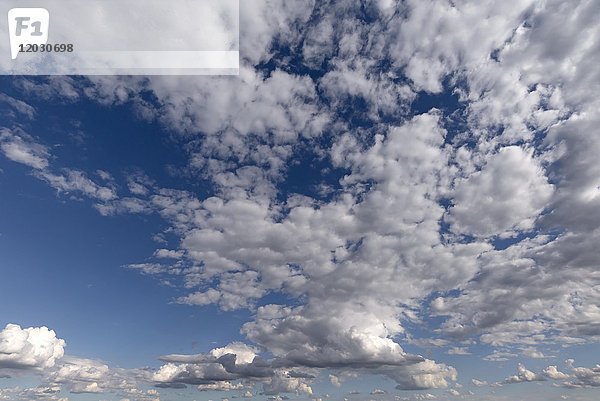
[0,324,65,371]
[0,128,48,170]
[2,0,600,399]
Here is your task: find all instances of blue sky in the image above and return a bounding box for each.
[2,1,600,401]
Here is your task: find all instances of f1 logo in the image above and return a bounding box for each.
[8,8,49,60]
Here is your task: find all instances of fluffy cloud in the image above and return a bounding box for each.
[556,359,600,389]
[565,364,600,388]
[154,342,270,385]
[389,360,457,391]
[210,343,259,365]
[3,0,600,397]
[151,336,454,395]
[152,342,317,396]
[0,324,65,371]
[495,360,600,389]
[50,357,113,393]
[543,366,570,381]
[388,0,536,92]
[262,370,313,396]
[34,355,159,400]
[329,374,341,388]
[239,0,315,65]
[447,146,553,237]
[501,364,546,384]
[242,302,416,368]
[0,323,159,401]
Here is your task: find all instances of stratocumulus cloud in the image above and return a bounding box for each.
[1,0,600,400]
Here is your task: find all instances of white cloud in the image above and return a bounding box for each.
[3,385,65,401]
[563,362,600,388]
[0,128,49,170]
[482,350,517,362]
[239,0,315,65]
[471,378,487,387]
[262,370,313,396]
[447,146,553,237]
[520,347,546,359]
[0,94,36,119]
[153,249,185,260]
[125,263,170,275]
[543,365,570,380]
[49,356,148,397]
[388,0,536,92]
[319,58,415,119]
[501,363,546,384]
[447,347,471,356]
[36,170,117,202]
[0,324,65,371]
[2,110,467,389]
[210,343,259,365]
[242,301,417,369]
[413,393,436,401]
[154,342,271,388]
[390,359,457,391]
[491,360,600,389]
[153,343,315,396]
[0,127,118,206]
[0,323,158,400]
